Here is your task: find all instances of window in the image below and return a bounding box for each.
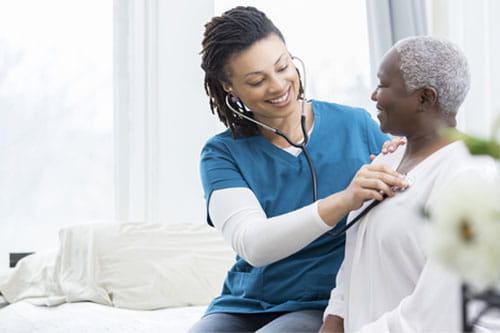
[0,0,113,266]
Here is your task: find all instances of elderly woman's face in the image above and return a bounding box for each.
[371,49,421,136]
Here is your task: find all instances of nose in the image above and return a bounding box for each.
[267,73,287,93]
[370,88,378,101]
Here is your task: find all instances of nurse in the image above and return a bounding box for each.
[190,6,407,333]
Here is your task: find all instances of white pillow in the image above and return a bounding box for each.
[1,222,235,310]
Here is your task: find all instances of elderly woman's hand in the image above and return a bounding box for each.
[370,137,407,161]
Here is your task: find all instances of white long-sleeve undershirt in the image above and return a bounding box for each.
[208,187,332,267]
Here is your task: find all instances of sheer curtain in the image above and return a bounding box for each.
[426,0,500,138]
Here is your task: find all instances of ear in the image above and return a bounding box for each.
[419,86,438,109]
[221,81,233,94]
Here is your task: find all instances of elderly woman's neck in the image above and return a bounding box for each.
[405,131,451,155]
[406,113,456,153]
[397,122,455,174]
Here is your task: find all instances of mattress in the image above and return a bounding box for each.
[0,297,206,333]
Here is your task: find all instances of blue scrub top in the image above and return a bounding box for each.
[200,100,388,314]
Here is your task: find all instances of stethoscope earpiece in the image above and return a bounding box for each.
[230,95,239,104]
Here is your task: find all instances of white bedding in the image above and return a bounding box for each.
[0,222,234,309]
[0,297,206,332]
[0,221,234,332]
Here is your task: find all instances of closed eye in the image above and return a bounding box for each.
[248,80,264,87]
[278,65,289,72]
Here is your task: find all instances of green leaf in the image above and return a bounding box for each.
[442,128,500,159]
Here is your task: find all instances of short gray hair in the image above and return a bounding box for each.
[393,36,470,114]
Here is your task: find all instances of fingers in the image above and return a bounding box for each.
[344,164,409,210]
[381,136,407,154]
[357,177,396,197]
[348,179,388,201]
[358,188,386,201]
[369,154,376,161]
[359,164,407,187]
[351,171,397,198]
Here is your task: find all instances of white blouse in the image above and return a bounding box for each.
[325,141,498,332]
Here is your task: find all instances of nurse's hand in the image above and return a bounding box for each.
[318,164,408,227]
[341,164,408,210]
[370,136,406,161]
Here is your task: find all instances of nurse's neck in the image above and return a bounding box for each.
[261,101,314,149]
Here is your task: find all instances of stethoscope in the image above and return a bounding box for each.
[224,56,318,203]
[224,56,413,237]
[332,174,414,236]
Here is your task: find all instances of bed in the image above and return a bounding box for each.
[0,221,235,332]
[0,297,206,332]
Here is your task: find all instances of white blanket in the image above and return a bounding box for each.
[0,300,207,333]
[0,222,234,310]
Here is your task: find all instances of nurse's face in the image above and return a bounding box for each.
[223,33,301,124]
[371,49,420,136]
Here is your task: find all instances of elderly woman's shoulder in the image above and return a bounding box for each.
[446,141,498,178]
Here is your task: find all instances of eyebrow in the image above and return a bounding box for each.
[244,53,287,79]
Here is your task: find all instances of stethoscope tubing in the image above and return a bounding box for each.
[328,195,387,237]
[224,94,318,203]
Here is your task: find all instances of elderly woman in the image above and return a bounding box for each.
[320,36,497,332]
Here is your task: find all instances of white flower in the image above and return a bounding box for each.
[428,173,500,290]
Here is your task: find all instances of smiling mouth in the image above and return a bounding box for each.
[268,89,290,104]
